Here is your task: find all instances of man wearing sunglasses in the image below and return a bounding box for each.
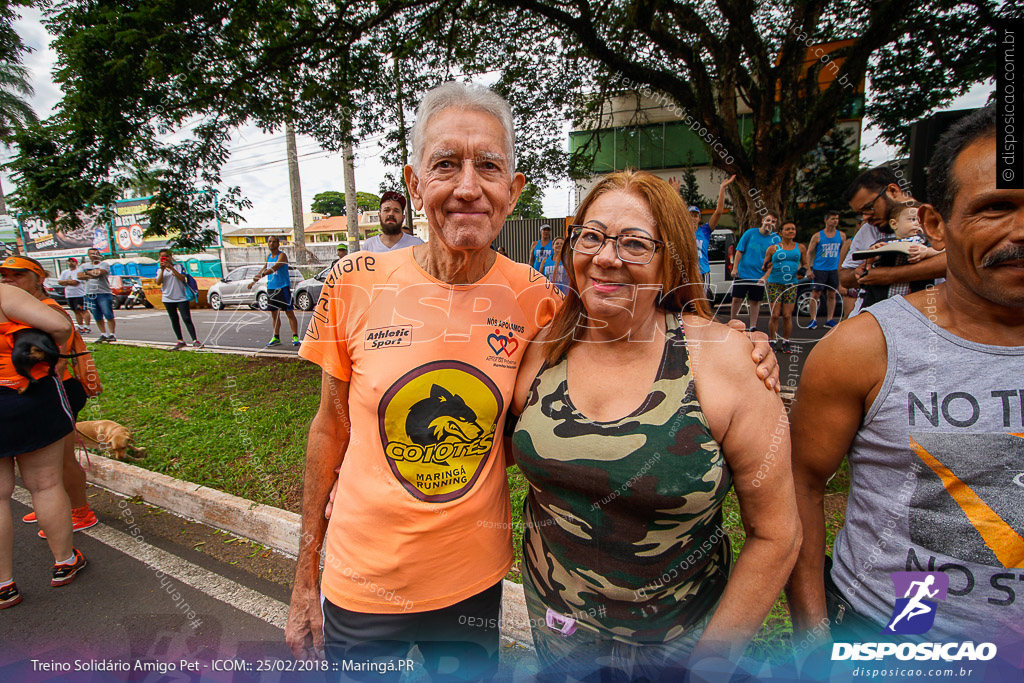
[839,168,947,315]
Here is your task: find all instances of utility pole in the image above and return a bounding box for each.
[394,57,414,232]
[342,115,360,252]
[285,122,307,263]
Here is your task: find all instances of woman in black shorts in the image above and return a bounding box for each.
[2,255,100,535]
[0,282,87,610]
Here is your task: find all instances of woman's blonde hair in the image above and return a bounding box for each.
[543,169,711,365]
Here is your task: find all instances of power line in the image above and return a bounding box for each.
[220,133,389,177]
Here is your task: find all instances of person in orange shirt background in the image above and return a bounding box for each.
[0,278,84,610]
[1,255,100,540]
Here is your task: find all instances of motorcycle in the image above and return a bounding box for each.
[122,279,153,309]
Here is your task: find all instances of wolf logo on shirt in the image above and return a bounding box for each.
[406,385,484,456]
[380,361,502,502]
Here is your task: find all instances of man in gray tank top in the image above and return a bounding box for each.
[788,105,1024,655]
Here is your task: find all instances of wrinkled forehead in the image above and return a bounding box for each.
[423,110,510,161]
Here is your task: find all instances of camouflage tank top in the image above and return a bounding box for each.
[512,313,732,644]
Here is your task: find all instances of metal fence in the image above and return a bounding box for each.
[492,218,570,265]
[222,244,339,272]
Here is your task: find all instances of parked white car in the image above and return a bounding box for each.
[207,264,304,310]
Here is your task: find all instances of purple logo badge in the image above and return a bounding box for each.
[884,572,949,635]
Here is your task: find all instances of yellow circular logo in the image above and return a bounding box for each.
[378,361,502,502]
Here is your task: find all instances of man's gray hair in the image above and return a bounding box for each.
[409,82,516,176]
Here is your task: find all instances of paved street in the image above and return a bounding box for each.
[91,302,837,388]
[90,308,316,355]
[3,482,539,682]
[2,485,300,682]
[2,484,539,682]
[710,301,836,389]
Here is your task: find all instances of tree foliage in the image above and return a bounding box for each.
[0,0,31,66]
[3,0,1000,246]
[311,190,381,216]
[678,161,713,212]
[0,61,36,139]
[512,182,545,219]
[788,126,861,240]
[0,1,37,219]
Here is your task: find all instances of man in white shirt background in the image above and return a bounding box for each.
[59,256,90,332]
[360,191,424,252]
[840,167,946,317]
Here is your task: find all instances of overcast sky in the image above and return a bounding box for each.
[2,7,993,228]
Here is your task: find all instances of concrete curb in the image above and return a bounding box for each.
[106,339,299,359]
[83,453,534,647]
[84,452,303,555]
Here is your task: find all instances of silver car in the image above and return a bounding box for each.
[293,266,332,311]
[207,264,304,310]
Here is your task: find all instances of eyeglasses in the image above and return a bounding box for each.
[858,189,887,217]
[569,225,663,264]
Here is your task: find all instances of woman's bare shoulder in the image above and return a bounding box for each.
[681,315,752,351]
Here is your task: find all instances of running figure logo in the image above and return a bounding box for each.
[884,572,949,635]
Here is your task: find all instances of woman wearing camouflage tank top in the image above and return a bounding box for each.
[509,171,800,681]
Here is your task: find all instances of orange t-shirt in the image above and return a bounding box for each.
[41,298,74,381]
[299,248,562,613]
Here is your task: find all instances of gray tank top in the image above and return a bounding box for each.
[831,295,1024,644]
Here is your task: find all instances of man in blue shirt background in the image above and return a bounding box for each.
[670,174,735,300]
[806,210,849,328]
[730,211,781,331]
[249,235,300,347]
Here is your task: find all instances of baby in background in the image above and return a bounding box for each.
[860,201,944,307]
[872,202,943,263]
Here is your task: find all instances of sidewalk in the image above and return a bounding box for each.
[82,453,536,650]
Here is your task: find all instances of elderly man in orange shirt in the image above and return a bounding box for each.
[285,82,780,681]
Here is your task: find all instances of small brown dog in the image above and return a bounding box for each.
[76,420,145,460]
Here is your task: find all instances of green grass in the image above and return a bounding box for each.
[85,344,321,511]
[86,344,534,579]
[85,345,851,647]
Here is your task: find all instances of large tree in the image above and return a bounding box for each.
[523,0,998,226]
[0,0,37,217]
[4,0,999,242]
[311,190,381,216]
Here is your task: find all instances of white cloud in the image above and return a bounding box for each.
[860,79,994,166]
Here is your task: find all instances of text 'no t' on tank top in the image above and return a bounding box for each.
[511,313,732,644]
